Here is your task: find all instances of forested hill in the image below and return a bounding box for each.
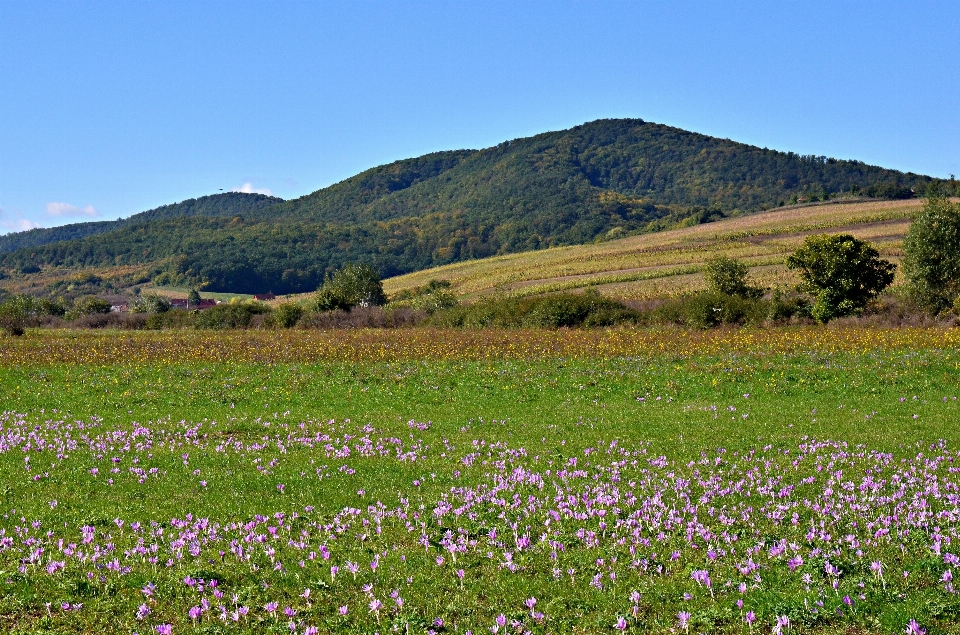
[0,192,282,253]
[1,118,939,294]
[252,119,926,226]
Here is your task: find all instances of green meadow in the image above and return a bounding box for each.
[1,328,959,633]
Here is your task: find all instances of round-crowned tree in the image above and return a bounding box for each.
[902,195,960,314]
[0,296,30,336]
[703,256,761,297]
[314,264,387,312]
[786,234,895,323]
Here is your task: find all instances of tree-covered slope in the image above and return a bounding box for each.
[0,192,281,253]
[253,118,927,224]
[1,118,942,294]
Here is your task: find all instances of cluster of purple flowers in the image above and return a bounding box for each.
[2,407,957,632]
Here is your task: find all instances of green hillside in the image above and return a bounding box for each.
[0,192,281,254]
[1,118,946,294]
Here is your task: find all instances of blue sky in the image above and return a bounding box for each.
[1,0,958,234]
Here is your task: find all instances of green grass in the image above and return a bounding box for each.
[5,351,959,452]
[2,335,960,633]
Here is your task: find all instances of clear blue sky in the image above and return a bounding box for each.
[1,0,957,234]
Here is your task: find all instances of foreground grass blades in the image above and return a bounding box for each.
[1,327,959,634]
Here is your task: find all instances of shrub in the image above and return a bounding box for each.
[428,293,639,329]
[68,312,145,329]
[145,309,197,330]
[38,297,69,317]
[195,302,271,329]
[314,264,387,312]
[272,302,305,328]
[0,294,69,335]
[0,298,29,336]
[297,306,425,329]
[786,234,895,323]
[132,294,172,314]
[902,195,960,314]
[391,279,452,302]
[703,257,761,298]
[388,280,461,316]
[650,292,769,329]
[767,289,812,323]
[390,280,460,314]
[408,289,459,314]
[521,294,636,328]
[65,296,112,321]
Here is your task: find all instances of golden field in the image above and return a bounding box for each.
[383,199,923,301]
[3,324,958,366]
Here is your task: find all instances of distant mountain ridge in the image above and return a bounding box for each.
[1,118,943,294]
[0,192,282,253]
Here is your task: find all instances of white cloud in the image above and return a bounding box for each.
[232,182,273,196]
[0,207,42,234]
[45,202,98,218]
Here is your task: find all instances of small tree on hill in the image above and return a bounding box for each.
[314,264,387,312]
[786,234,895,323]
[65,296,112,321]
[132,293,172,314]
[703,256,761,298]
[187,288,202,307]
[273,302,305,328]
[0,296,30,336]
[902,194,960,314]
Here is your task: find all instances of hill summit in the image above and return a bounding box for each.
[0,119,939,294]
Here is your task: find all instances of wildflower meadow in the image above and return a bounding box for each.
[2,326,960,634]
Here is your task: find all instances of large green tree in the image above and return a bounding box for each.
[902,195,960,313]
[314,264,387,312]
[786,234,895,323]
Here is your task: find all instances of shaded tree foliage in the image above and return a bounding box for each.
[0,193,280,253]
[314,264,387,312]
[703,256,761,298]
[787,234,896,323]
[902,194,960,313]
[132,294,172,314]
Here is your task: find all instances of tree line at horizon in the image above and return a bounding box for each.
[2,119,956,294]
[2,193,959,336]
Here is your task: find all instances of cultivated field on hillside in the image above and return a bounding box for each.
[383,200,923,302]
[1,326,960,634]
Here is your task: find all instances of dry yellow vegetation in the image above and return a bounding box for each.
[383,199,922,301]
[2,324,957,366]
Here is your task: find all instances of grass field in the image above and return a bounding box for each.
[382,199,924,302]
[2,326,960,634]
